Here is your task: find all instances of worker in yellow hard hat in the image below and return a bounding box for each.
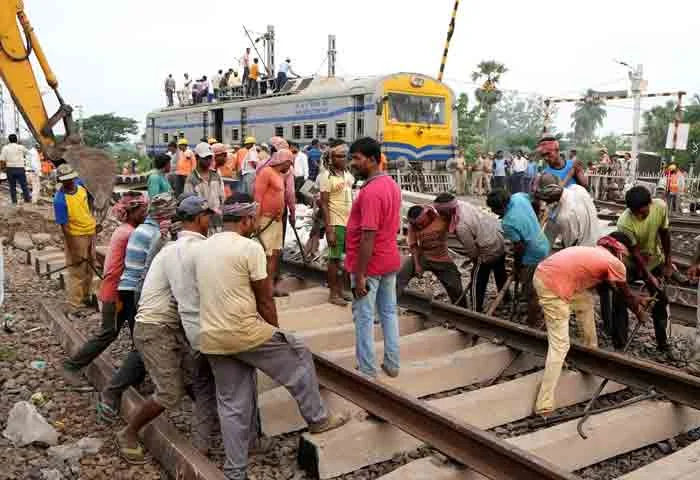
[174,138,195,196]
[235,136,258,193]
[208,137,217,145]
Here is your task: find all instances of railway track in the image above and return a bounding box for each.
[21,239,700,480]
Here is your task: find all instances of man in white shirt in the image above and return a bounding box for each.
[275,58,299,92]
[241,48,251,90]
[0,134,31,205]
[536,173,600,248]
[290,142,308,193]
[27,145,42,204]
[510,150,529,194]
[115,196,219,461]
[212,70,223,100]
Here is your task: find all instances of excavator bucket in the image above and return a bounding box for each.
[59,144,117,223]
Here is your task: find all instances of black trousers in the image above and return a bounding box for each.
[492,176,506,191]
[471,255,508,313]
[398,255,465,305]
[64,291,136,371]
[599,266,669,350]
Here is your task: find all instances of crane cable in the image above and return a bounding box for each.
[437,0,460,82]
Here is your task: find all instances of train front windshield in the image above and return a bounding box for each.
[388,93,446,125]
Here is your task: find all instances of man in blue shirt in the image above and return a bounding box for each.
[487,190,550,325]
[537,136,587,189]
[307,139,323,182]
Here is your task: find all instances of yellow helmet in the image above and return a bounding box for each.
[244,136,256,145]
[177,138,189,146]
[208,137,217,144]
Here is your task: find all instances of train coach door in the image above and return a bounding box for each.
[240,107,248,141]
[352,95,365,141]
[213,109,224,144]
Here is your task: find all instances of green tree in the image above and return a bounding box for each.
[471,60,508,149]
[455,93,484,159]
[491,93,554,151]
[571,89,607,145]
[82,113,139,147]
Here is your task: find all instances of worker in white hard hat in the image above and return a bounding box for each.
[236,136,258,195]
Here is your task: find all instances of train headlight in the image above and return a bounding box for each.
[410,76,425,88]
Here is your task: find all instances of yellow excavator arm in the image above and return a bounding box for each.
[0,0,74,154]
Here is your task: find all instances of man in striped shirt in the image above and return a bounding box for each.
[95,193,178,423]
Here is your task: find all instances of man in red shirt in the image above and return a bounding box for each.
[62,193,148,385]
[346,137,401,378]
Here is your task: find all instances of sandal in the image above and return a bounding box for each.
[328,296,349,307]
[114,435,149,465]
[96,396,119,425]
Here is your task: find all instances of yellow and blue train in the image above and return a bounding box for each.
[145,72,457,169]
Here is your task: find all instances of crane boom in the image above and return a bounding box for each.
[0,0,74,152]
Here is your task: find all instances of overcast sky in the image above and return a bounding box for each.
[5,0,699,141]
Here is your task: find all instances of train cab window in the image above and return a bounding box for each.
[275,126,284,138]
[335,122,347,139]
[317,123,327,139]
[292,125,302,140]
[387,93,446,124]
[304,124,314,139]
[162,133,169,144]
[232,128,240,142]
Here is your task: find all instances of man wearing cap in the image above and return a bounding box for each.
[536,136,588,189]
[115,196,218,463]
[96,193,178,422]
[236,136,258,195]
[213,143,235,199]
[62,193,148,385]
[254,149,294,295]
[53,163,97,311]
[533,236,648,416]
[175,138,195,197]
[196,194,348,479]
[185,143,225,231]
[535,173,600,248]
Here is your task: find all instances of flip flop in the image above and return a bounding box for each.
[114,436,149,465]
[96,398,119,425]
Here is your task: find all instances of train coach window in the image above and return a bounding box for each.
[356,118,364,137]
[304,124,314,139]
[292,125,301,140]
[317,123,327,139]
[162,133,169,144]
[335,122,347,139]
[275,126,284,138]
[232,128,240,142]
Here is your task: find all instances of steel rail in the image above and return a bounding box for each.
[311,353,577,480]
[280,260,700,411]
[400,290,700,410]
[281,261,573,479]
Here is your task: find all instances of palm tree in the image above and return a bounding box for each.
[571,89,607,145]
[472,60,508,149]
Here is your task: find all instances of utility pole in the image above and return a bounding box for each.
[327,34,337,78]
[75,104,84,144]
[629,63,644,178]
[13,102,20,139]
